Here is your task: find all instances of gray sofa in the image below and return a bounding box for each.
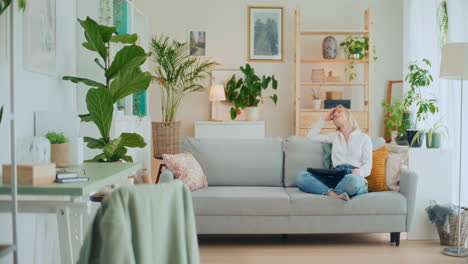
[162,136,418,246]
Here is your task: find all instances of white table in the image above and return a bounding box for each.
[195,121,265,139]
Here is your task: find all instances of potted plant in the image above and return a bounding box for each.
[339,36,377,81]
[381,98,407,145]
[403,59,439,147]
[311,88,322,109]
[63,17,150,162]
[45,132,70,168]
[425,118,448,148]
[150,35,218,157]
[225,64,278,121]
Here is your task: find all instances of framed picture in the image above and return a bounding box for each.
[189,30,206,56]
[23,0,56,75]
[248,6,283,62]
[0,11,8,64]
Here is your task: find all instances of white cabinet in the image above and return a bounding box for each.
[194,121,265,139]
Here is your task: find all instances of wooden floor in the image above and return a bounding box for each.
[199,233,467,264]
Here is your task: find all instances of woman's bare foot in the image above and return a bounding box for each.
[325,191,348,201]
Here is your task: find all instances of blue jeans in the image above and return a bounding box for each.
[296,165,367,197]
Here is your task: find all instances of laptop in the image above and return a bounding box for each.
[307,168,348,177]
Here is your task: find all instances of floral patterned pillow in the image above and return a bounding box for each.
[162,152,208,191]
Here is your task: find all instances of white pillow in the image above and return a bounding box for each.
[386,153,407,191]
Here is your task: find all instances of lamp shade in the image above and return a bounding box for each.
[209,84,226,101]
[440,42,468,80]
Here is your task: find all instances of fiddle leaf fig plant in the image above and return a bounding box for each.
[225,64,278,120]
[63,17,152,162]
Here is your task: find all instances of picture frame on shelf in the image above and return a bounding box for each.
[248,6,283,62]
[23,0,56,75]
[189,30,206,56]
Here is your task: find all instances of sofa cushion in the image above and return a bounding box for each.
[191,187,291,216]
[181,137,283,186]
[286,188,407,216]
[284,136,323,187]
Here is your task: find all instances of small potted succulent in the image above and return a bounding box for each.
[311,88,323,109]
[225,64,278,121]
[46,132,70,168]
[426,118,448,148]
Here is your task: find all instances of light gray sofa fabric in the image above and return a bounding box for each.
[159,170,174,183]
[195,215,406,234]
[399,167,418,230]
[181,137,283,186]
[284,136,323,187]
[191,186,291,216]
[286,188,406,216]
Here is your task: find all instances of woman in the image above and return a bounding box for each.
[296,105,372,201]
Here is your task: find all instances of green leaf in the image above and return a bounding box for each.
[84,137,107,149]
[105,45,148,80]
[230,108,237,120]
[110,146,128,162]
[17,0,25,11]
[121,155,133,162]
[110,34,138,44]
[79,114,93,122]
[86,88,113,140]
[78,17,107,60]
[99,25,116,43]
[270,94,278,104]
[103,137,122,158]
[63,76,106,89]
[0,0,12,16]
[86,153,107,163]
[120,133,146,148]
[94,58,105,70]
[109,68,152,102]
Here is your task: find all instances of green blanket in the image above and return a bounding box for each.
[78,180,200,264]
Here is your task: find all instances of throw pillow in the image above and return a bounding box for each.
[162,152,208,191]
[386,153,406,192]
[367,145,389,192]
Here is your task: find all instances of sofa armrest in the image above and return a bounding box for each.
[159,170,175,183]
[399,167,419,231]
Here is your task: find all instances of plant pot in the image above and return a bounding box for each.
[312,99,322,109]
[245,107,260,121]
[152,121,181,159]
[407,129,425,148]
[402,111,416,130]
[426,132,442,148]
[51,142,70,168]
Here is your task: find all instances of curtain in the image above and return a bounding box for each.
[403,0,468,205]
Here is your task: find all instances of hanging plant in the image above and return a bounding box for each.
[0,0,26,16]
[437,0,449,46]
[340,36,377,81]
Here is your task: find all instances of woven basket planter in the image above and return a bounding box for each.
[436,209,468,246]
[152,121,181,159]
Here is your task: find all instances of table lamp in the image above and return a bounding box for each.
[440,42,468,258]
[209,84,226,121]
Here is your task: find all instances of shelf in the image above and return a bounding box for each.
[301,30,369,36]
[301,82,368,86]
[0,245,15,258]
[301,109,367,113]
[301,59,368,64]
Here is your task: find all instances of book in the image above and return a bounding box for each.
[55,177,89,183]
[56,172,79,180]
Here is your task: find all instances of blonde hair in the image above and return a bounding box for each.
[333,105,359,131]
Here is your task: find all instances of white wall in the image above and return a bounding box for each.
[0,1,77,263]
[135,0,404,139]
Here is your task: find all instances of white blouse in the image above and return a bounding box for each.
[307,120,373,177]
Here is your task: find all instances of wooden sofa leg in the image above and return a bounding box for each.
[390,232,400,246]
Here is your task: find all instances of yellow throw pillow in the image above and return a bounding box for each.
[367,145,389,192]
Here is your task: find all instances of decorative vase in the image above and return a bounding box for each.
[322,36,337,59]
[152,121,181,159]
[426,132,442,148]
[245,107,260,121]
[51,142,70,168]
[407,129,425,148]
[312,99,322,109]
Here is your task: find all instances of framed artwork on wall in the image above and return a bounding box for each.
[248,6,283,62]
[23,0,56,75]
[189,30,206,56]
[0,11,8,64]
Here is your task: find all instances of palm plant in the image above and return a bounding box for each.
[150,35,218,122]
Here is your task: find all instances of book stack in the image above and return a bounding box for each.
[55,171,89,183]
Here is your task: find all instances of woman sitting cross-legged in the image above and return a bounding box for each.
[296,105,372,201]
